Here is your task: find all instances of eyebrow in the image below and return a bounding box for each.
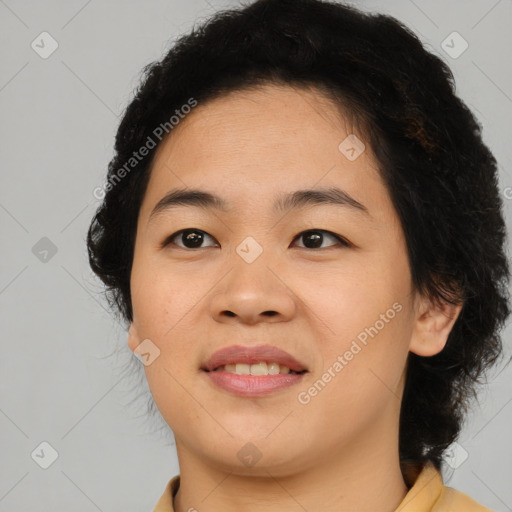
[148,186,369,224]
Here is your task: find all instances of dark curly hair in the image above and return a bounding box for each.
[87,0,510,484]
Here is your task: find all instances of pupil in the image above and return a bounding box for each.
[305,231,322,248]
[183,229,203,248]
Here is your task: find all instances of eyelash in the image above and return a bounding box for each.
[160,228,352,250]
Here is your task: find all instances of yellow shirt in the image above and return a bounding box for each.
[152,461,493,511]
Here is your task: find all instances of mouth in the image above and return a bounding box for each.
[201,344,308,397]
[206,362,307,376]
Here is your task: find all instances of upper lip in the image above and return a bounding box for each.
[202,344,308,373]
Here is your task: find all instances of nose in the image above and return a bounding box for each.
[208,256,297,325]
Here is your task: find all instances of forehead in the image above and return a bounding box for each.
[139,83,390,220]
[156,83,364,158]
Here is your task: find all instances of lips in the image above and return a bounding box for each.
[201,344,308,373]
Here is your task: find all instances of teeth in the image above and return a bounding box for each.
[250,362,268,376]
[268,362,280,375]
[216,361,299,375]
[236,363,251,375]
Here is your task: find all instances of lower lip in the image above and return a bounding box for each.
[204,370,306,397]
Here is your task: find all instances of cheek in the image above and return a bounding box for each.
[295,254,413,406]
[131,255,202,339]
[297,312,412,441]
[130,259,204,405]
[295,254,410,340]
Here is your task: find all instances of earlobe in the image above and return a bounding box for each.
[127,323,140,352]
[409,295,463,357]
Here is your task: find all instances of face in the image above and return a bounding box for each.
[128,83,431,476]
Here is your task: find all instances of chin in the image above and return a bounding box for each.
[196,434,311,477]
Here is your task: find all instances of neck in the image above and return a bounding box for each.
[173,419,408,512]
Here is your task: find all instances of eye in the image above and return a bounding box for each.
[162,228,218,249]
[161,228,351,250]
[291,229,351,249]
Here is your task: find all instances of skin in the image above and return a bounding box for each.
[128,83,462,512]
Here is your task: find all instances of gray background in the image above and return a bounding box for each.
[1,0,511,510]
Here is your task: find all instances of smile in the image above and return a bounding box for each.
[210,362,304,375]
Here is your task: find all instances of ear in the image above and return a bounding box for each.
[127,322,141,353]
[409,293,463,357]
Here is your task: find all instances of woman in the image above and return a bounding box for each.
[87,0,510,510]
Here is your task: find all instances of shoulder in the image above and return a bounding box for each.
[397,461,494,512]
[153,475,180,512]
[434,485,494,512]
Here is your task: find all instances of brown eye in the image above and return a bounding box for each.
[292,230,350,249]
[163,229,218,249]
[161,228,350,251]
